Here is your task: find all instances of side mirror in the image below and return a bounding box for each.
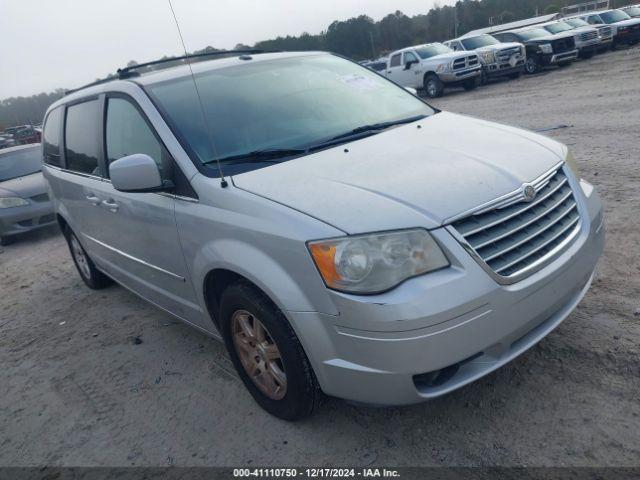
[404,87,418,95]
[109,154,166,193]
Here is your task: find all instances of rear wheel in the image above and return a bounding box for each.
[423,74,444,98]
[64,228,112,289]
[220,280,320,421]
[524,55,541,74]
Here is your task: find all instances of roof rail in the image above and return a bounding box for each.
[116,49,272,77]
[65,49,275,96]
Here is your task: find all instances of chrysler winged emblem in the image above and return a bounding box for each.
[522,184,536,202]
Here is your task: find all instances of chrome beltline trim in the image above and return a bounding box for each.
[82,233,185,282]
[443,161,565,225]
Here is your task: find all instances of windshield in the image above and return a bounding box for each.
[0,147,42,181]
[625,7,640,16]
[545,22,574,33]
[461,35,500,49]
[146,54,434,175]
[601,10,631,23]
[565,18,590,27]
[414,44,452,59]
[517,28,552,40]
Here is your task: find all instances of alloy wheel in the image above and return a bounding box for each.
[70,234,91,279]
[231,309,287,400]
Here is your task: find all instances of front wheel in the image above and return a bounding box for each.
[524,55,541,74]
[423,74,444,98]
[220,281,320,421]
[463,77,479,91]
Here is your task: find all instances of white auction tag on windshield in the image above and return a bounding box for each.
[339,74,380,91]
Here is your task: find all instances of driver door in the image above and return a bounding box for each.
[396,51,421,88]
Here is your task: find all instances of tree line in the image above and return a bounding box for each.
[1,0,635,128]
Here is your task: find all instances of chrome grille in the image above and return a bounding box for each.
[497,47,521,62]
[451,167,581,279]
[580,31,598,41]
[597,26,613,38]
[452,55,479,70]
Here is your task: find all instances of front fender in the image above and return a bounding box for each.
[191,238,339,319]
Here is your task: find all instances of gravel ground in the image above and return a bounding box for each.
[1,46,639,468]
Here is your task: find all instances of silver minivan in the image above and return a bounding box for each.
[42,51,604,420]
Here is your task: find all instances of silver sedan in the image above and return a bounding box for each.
[0,144,56,245]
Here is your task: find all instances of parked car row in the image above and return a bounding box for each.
[0,124,42,149]
[364,7,640,97]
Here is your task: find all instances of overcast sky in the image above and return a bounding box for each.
[0,0,455,99]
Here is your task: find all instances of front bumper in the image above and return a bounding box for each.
[289,179,604,405]
[543,49,579,65]
[0,200,56,237]
[614,29,640,44]
[484,60,525,78]
[439,66,481,83]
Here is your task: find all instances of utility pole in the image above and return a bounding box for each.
[454,7,459,38]
[369,31,376,60]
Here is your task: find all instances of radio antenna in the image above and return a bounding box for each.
[167,0,228,187]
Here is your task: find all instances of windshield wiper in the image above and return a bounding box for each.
[307,114,428,151]
[203,148,307,166]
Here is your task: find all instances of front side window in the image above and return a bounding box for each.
[43,107,62,166]
[146,54,434,176]
[105,97,167,178]
[65,100,100,175]
[389,54,401,67]
[0,147,42,181]
[403,51,418,64]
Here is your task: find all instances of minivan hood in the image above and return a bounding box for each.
[232,112,566,235]
[0,172,47,198]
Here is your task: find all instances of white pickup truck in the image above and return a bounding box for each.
[383,43,482,98]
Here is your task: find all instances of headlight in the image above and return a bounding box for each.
[481,51,496,63]
[539,43,553,54]
[435,63,451,73]
[0,197,29,209]
[308,229,449,294]
[565,150,581,179]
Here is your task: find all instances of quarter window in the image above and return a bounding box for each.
[105,98,169,180]
[65,100,100,175]
[43,107,62,166]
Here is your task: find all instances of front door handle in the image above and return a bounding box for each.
[101,199,119,212]
[86,194,101,206]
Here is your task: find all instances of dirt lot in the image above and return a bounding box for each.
[1,46,639,468]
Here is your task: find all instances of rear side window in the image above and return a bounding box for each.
[65,100,100,175]
[390,54,401,67]
[43,107,62,166]
[105,98,166,176]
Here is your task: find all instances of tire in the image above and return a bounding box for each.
[524,55,540,74]
[64,227,112,289]
[508,72,521,80]
[580,50,594,60]
[463,77,479,91]
[220,280,320,421]
[423,74,444,98]
[0,236,14,246]
[480,69,489,85]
